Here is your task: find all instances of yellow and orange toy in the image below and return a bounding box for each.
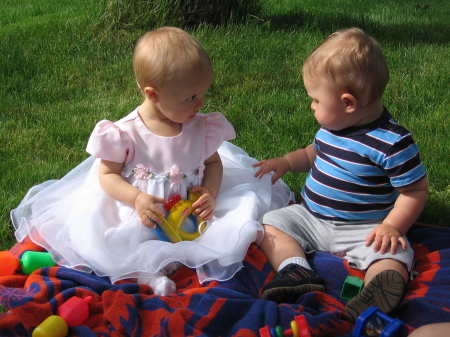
[153,191,207,243]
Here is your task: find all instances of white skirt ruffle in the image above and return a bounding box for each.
[11,142,293,283]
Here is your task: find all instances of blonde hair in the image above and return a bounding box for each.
[133,27,213,90]
[302,28,389,106]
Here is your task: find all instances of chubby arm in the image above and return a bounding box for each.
[253,144,317,184]
[98,159,167,227]
[366,176,428,254]
[191,151,222,220]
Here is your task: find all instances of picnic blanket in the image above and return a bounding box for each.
[1,223,449,336]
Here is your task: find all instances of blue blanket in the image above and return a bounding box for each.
[1,224,449,336]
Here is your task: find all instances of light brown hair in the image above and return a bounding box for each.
[133,27,214,90]
[302,28,389,106]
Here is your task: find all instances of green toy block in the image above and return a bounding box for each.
[340,276,364,300]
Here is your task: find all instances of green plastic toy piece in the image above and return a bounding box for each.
[20,251,56,275]
[341,275,364,300]
[0,250,57,276]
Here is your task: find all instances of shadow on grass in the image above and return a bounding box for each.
[419,191,450,228]
[259,5,449,45]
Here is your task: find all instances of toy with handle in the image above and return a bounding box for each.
[153,191,207,243]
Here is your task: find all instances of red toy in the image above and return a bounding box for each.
[58,296,92,326]
[260,315,311,337]
[32,296,92,337]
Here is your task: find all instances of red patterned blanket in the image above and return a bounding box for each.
[1,224,449,336]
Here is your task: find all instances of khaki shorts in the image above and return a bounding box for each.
[260,203,414,272]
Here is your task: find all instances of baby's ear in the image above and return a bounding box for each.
[144,86,158,102]
[341,93,358,113]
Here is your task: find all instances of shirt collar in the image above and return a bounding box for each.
[323,107,392,137]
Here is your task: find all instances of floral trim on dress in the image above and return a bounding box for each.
[122,164,205,191]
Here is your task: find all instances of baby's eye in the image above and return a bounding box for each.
[187,95,196,101]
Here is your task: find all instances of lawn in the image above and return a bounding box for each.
[1,0,449,254]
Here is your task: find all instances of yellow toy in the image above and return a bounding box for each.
[154,191,207,243]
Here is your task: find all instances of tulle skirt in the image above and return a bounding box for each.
[11,142,292,283]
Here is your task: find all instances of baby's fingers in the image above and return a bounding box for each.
[365,230,376,247]
[143,206,166,227]
[386,236,408,254]
[193,196,214,220]
[252,161,263,168]
[380,236,397,254]
[140,213,157,228]
[270,171,283,185]
[151,196,168,208]
[197,207,213,220]
[388,239,400,255]
[253,165,267,179]
[397,236,408,251]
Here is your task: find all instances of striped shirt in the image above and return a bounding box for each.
[301,108,426,221]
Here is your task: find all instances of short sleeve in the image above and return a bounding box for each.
[383,134,426,188]
[204,112,236,159]
[86,120,135,164]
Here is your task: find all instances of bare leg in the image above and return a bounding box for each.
[259,224,324,303]
[408,323,450,337]
[259,224,306,271]
[365,258,408,284]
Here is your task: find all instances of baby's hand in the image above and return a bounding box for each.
[365,223,407,255]
[252,157,290,184]
[191,186,215,220]
[135,193,167,228]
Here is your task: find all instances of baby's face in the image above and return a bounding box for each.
[155,70,214,124]
[303,77,351,131]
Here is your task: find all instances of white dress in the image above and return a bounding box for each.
[11,109,292,285]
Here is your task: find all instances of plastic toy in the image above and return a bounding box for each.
[352,306,408,337]
[32,315,68,337]
[259,315,311,337]
[58,296,92,326]
[0,250,56,276]
[32,296,92,337]
[341,275,364,300]
[0,251,20,276]
[153,191,207,243]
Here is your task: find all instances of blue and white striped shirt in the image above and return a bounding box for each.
[301,108,426,221]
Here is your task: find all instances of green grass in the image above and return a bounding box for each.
[1,0,449,257]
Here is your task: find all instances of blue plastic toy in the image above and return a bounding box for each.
[352,306,408,337]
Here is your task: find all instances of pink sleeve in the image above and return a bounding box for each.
[205,112,236,159]
[86,120,135,164]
